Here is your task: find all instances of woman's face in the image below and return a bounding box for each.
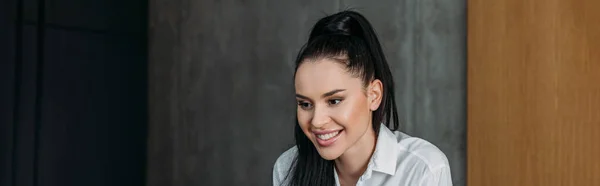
[295,58,382,160]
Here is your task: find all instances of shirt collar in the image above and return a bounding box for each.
[333,124,398,184]
[369,123,398,175]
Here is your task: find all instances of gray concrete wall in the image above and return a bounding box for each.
[148,0,465,185]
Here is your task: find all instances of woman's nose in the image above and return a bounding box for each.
[310,105,331,128]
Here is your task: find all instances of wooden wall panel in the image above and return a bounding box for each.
[468,0,600,185]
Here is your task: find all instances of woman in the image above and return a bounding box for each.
[273,10,452,186]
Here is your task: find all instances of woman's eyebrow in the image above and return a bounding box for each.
[322,89,345,98]
[295,89,346,101]
[295,94,311,101]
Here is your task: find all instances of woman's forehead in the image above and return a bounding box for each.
[294,59,362,95]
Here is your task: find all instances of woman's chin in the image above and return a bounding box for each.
[315,147,343,160]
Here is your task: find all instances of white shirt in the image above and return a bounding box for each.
[273,124,452,186]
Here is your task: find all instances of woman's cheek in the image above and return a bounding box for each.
[297,111,313,135]
[338,97,370,129]
[334,99,360,124]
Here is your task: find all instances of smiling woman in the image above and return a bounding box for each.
[272,10,452,186]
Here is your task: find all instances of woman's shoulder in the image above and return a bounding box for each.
[388,131,453,184]
[274,146,297,168]
[272,146,297,185]
[392,131,450,171]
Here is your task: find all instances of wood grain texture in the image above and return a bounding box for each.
[468,0,600,185]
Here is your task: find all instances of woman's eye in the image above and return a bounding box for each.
[297,101,313,109]
[328,99,342,105]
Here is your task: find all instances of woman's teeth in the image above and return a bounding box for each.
[317,131,340,140]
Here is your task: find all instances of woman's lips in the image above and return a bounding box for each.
[313,129,343,147]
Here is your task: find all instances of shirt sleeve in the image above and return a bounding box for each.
[419,165,453,186]
[272,160,284,186]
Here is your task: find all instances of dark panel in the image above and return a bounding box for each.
[23,0,37,23]
[44,0,145,33]
[0,0,17,185]
[37,28,147,186]
[12,24,39,186]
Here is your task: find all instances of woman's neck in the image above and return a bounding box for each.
[334,126,377,185]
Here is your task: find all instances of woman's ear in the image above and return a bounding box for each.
[368,79,383,111]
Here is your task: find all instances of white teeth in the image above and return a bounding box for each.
[317,131,340,140]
